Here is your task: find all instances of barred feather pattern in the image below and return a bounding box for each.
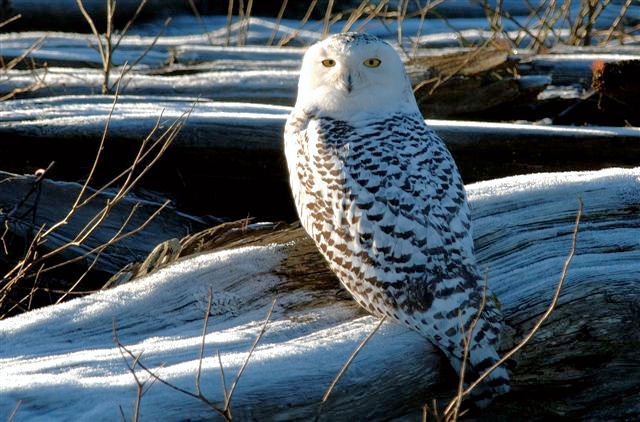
[284,108,509,404]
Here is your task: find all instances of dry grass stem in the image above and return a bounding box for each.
[315,316,386,421]
[223,297,277,413]
[0,34,49,102]
[238,0,254,46]
[0,13,21,29]
[267,0,289,45]
[113,0,150,50]
[187,0,215,46]
[119,17,172,92]
[114,322,162,422]
[354,1,390,34]
[217,350,229,400]
[277,0,318,46]
[76,0,164,94]
[340,0,368,33]
[113,320,229,420]
[322,0,336,39]
[225,0,235,46]
[604,0,633,43]
[7,400,21,422]
[1,35,45,72]
[196,288,215,396]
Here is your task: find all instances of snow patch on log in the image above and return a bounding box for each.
[1,167,639,420]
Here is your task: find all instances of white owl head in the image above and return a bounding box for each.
[295,33,419,117]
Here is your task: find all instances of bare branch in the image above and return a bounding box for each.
[277,0,318,46]
[225,0,235,47]
[113,0,150,50]
[1,36,46,73]
[75,0,107,65]
[115,17,173,93]
[224,297,277,412]
[196,288,215,396]
[0,14,21,29]
[217,350,229,401]
[7,400,21,422]
[187,0,215,46]
[316,316,387,421]
[267,0,289,46]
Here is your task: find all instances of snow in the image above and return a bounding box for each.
[1,167,639,420]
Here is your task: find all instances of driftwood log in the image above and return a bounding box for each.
[0,167,638,420]
[0,170,206,274]
[2,96,640,218]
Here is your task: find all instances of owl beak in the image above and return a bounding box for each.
[336,71,353,93]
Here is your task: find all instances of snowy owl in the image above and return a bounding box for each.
[284,33,509,405]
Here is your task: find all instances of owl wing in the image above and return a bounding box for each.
[341,114,480,289]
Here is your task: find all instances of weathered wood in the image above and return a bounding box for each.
[0,32,174,68]
[520,52,640,86]
[0,170,206,274]
[415,74,550,118]
[2,96,639,219]
[172,44,305,64]
[0,67,299,104]
[592,59,640,103]
[1,168,638,420]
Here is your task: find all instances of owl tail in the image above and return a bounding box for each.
[465,350,510,408]
[457,315,511,408]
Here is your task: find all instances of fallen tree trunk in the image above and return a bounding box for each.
[0,67,299,104]
[0,167,638,420]
[1,96,639,218]
[0,170,206,274]
[521,52,640,86]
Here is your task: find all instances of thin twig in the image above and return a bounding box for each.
[187,0,215,46]
[354,0,390,33]
[196,288,215,396]
[7,399,21,422]
[0,14,21,29]
[239,0,254,46]
[224,298,277,412]
[316,316,387,421]
[604,0,633,43]
[113,321,227,419]
[267,0,289,45]
[113,297,277,421]
[225,0,235,47]
[1,36,46,73]
[322,0,336,39]
[277,0,318,46]
[113,0,150,50]
[75,0,107,65]
[217,350,229,400]
[444,198,583,415]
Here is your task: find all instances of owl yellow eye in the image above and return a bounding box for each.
[321,59,336,67]
[363,58,381,68]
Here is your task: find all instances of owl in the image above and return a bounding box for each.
[284,33,509,406]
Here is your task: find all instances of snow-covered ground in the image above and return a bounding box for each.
[1,167,638,421]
